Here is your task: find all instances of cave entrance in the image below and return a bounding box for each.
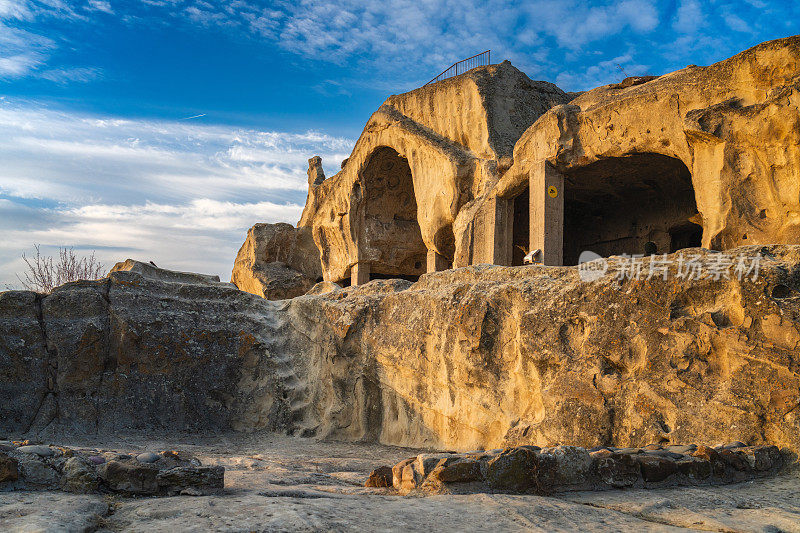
[562,153,701,266]
[511,186,530,266]
[356,146,427,283]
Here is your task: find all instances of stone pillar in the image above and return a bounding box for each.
[530,161,564,266]
[351,262,370,286]
[475,196,511,266]
[427,250,451,273]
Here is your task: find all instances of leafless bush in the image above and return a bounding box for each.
[17,244,104,294]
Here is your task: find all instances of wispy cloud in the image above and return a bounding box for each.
[0,0,97,80]
[673,0,705,34]
[87,0,113,14]
[128,0,795,90]
[2,0,797,90]
[0,99,354,286]
[0,20,53,78]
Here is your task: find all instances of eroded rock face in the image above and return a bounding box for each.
[0,266,299,436]
[388,443,785,495]
[298,61,570,281]
[291,37,800,284]
[2,246,800,456]
[231,223,322,299]
[110,259,227,286]
[494,35,800,262]
[286,245,800,452]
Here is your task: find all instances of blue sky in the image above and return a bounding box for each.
[1,0,798,286]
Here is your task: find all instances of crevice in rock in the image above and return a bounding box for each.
[95,278,114,435]
[26,293,59,435]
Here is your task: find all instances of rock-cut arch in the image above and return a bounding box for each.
[562,153,701,265]
[355,146,427,281]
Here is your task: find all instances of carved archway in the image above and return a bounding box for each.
[353,146,427,282]
[562,153,701,265]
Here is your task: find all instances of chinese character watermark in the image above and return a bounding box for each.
[578,251,761,282]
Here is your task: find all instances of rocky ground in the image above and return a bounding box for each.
[1,433,799,532]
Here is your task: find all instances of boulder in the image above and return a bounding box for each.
[17,456,59,488]
[16,445,54,457]
[109,259,229,286]
[433,458,482,483]
[231,223,322,299]
[636,455,678,483]
[61,457,99,493]
[483,447,540,493]
[596,453,639,488]
[364,466,393,488]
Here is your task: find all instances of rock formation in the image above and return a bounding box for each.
[3,246,800,456]
[494,36,800,263]
[3,39,800,528]
[231,223,322,299]
[278,36,800,289]
[0,442,223,496]
[0,265,294,436]
[389,442,784,495]
[296,59,571,284]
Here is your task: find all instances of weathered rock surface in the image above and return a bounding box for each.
[0,441,223,496]
[285,245,800,453]
[293,37,800,281]
[1,435,799,533]
[492,35,800,262]
[2,246,800,455]
[389,443,784,495]
[110,259,229,286]
[0,265,297,436]
[231,223,322,299]
[299,60,570,281]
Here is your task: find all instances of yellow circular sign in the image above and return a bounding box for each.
[548,185,558,198]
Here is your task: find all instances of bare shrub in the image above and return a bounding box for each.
[17,244,105,294]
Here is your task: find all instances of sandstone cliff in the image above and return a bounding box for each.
[2,247,799,455]
[492,35,800,261]
[0,268,297,436]
[289,36,800,283]
[298,61,571,282]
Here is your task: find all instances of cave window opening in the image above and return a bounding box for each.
[562,153,701,266]
[511,186,530,266]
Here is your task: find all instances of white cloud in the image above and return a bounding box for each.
[88,0,113,14]
[0,1,96,80]
[0,0,30,18]
[673,0,704,34]
[39,66,101,83]
[724,13,751,33]
[126,0,662,86]
[0,99,354,287]
[555,52,651,90]
[0,20,54,78]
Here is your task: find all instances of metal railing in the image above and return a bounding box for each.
[424,50,491,86]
